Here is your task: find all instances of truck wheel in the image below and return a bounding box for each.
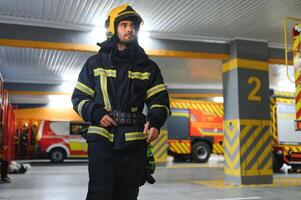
[192,141,211,163]
[49,148,66,163]
[273,152,283,172]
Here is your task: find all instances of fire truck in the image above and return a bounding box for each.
[36,120,89,162]
[270,22,301,172]
[168,96,301,171]
[167,99,224,163]
[270,91,301,171]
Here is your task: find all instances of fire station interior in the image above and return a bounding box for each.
[1,0,301,199]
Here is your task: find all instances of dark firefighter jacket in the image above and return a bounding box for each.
[71,39,170,149]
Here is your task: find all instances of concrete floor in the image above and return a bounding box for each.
[1,157,301,200]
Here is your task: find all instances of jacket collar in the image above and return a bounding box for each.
[97,37,148,65]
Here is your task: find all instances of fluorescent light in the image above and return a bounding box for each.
[138,31,151,47]
[62,72,78,82]
[212,96,224,103]
[47,95,73,108]
[58,81,76,94]
[90,26,107,43]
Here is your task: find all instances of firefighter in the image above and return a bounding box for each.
[71,4,170,200]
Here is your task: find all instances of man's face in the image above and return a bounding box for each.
[117,20,136,43]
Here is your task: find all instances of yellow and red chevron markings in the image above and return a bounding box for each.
[168,140,191,154]
[284,145,301,153]
[270,103,278,145]
[273,91,295,99]
[213,143,224,155]
[170,99,223,117]
[293,28,301,122]
[270,97,278,145]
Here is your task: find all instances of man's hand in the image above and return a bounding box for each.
[100,115,117,127]
[143,122,159,143]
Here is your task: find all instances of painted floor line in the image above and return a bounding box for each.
[211,197,262,200]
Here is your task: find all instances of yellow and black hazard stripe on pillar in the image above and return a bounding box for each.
[151,130,168,165]
[223,40,273,185]
[239,120,272,177]
[224,120,273,179]
[224,119,240,176]
[168,140,191,154]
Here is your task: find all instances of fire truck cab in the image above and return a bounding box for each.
[167,100,224,163]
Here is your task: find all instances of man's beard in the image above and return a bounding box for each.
[119,33,136,44]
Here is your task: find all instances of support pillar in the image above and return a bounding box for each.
[223,40,273,185]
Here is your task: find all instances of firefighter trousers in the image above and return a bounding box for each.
[86,141,147,200]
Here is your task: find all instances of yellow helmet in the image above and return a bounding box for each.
[105,4,143,39]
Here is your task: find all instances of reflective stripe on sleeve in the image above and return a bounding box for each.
[75,82,95,98]
[146,84,167,99]
[77,99,91,118]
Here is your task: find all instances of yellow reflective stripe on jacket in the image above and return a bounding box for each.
[146,84,167,99]
[87,126,114,142]
[125,132,147,141]
[150,104,170,117]
[94,68,116,77]
[128,71,150,80]
[78,99,91,118]
[75,82,95,98]
[93,68,116,110]
[100,73,111,110]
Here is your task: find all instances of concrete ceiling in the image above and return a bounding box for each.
[0,0,298,93]
[1,0,300,44]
